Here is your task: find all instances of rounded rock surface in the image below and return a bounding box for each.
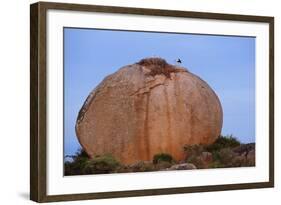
[76,58,223,164]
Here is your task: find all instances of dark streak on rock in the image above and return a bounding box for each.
[164,86,172,153]
[129,82,165,96]
[143,92,151,160]
[189,106,195,144]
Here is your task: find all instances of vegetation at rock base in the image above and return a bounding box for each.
[205,134,241,152]
[83,154,120,174]
[153,153,174,164]
[184,135,254,169]
[64,135,255,176]
[64,149,89,175]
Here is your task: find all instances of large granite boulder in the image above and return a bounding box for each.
[76,58,223,164]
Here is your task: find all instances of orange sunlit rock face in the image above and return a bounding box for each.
[76,58,223,164]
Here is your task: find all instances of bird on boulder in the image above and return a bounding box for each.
[176,58,182,64]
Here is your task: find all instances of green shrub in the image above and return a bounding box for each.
[216,148,236,166]
[64,149,89,175]
[206,135,240,152]
[64,161,75,175]
[153,153,174,164]
[83,154,120,174]
[211,150,221,162]
[183,144,204,157]
[74,148,89,158]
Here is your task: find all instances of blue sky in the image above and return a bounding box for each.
[64,28,255,156]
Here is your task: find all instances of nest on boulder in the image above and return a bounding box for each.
[137,57,183,78]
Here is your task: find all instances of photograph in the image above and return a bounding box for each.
[63,28,256,176]
[30,2,274,201]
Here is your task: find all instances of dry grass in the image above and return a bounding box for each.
[137,57,179,78]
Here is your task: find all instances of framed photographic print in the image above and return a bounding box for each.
[30,1,274,202]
